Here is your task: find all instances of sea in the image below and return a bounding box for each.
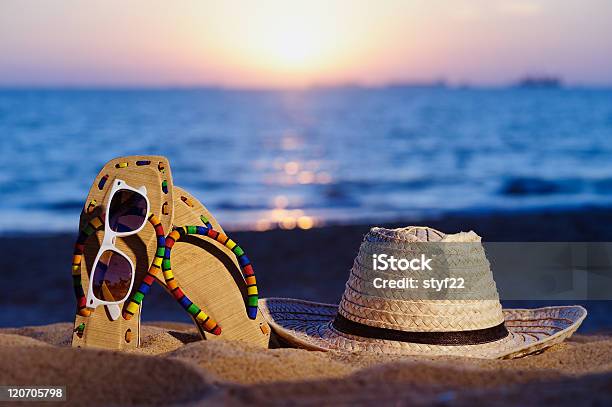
[1,86,612,234]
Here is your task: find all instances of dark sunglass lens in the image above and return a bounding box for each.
[92,250,132,302]
[108,189,147,233]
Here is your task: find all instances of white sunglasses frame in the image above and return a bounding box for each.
[85,179,150,320]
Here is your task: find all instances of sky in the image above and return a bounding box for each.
[0,0,611,88]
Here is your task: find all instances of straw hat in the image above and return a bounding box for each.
[261,226,586,359]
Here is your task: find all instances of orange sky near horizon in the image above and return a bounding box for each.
[0,0,611,88]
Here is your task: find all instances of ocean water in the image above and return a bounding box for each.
[1,87,612,234]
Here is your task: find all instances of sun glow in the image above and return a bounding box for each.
[259,22,326,69]
[199,0,388,86]
[222,6,345,80]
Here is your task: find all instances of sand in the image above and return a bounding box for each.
[1,322,611,406]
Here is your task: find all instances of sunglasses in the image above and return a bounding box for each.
[85,179,150,320]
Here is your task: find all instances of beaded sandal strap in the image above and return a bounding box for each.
[121,214,166,319]
[165,225,258,320]
[123,215,222,335]
[124,221,259,331]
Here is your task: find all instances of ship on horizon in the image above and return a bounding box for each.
[515,75,562,89]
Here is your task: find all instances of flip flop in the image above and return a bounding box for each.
[140,186,270,347]
[71,156,174,350]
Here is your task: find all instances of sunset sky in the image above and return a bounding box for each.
[1,0,611,88]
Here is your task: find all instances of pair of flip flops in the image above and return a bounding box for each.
[71,156,270,350]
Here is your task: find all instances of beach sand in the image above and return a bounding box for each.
[1,322,611,405]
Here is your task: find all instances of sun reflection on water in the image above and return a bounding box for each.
[254,127,331,230]
[266,158,333,186]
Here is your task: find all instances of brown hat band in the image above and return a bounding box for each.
[332,314,509,346]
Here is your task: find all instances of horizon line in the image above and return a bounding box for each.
[1,80,612,91]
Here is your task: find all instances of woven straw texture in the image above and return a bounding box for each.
[261,226,587,359]
[344,226,503,331]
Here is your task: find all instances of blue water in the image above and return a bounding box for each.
[1,87,612,233]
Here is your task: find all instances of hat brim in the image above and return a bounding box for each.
[261,298,587,359]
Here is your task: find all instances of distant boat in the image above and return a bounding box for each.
[515,76,562,89]
[384,80,447,90]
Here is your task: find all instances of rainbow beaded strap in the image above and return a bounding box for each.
[122,215,221,335]
[121,214,167,319]
[125,221,259,334]
[165,225,259,320]
[123,218,259,334]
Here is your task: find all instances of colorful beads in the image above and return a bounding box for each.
[169,223,259,320]
[120,215,223,336]
[199,313,221,336]
[136,160,151,166]
[200,215,212,228]
[160,241,222,335]
[74,322,86,338]
[98,174,109,190]
[115,162,128,169]
[161,180,168,194]
[122,213,166,320]
[125,301,139,316]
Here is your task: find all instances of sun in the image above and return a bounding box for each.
[253,20,329,72]
[261,27,323,70]
[202,1,354,83]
